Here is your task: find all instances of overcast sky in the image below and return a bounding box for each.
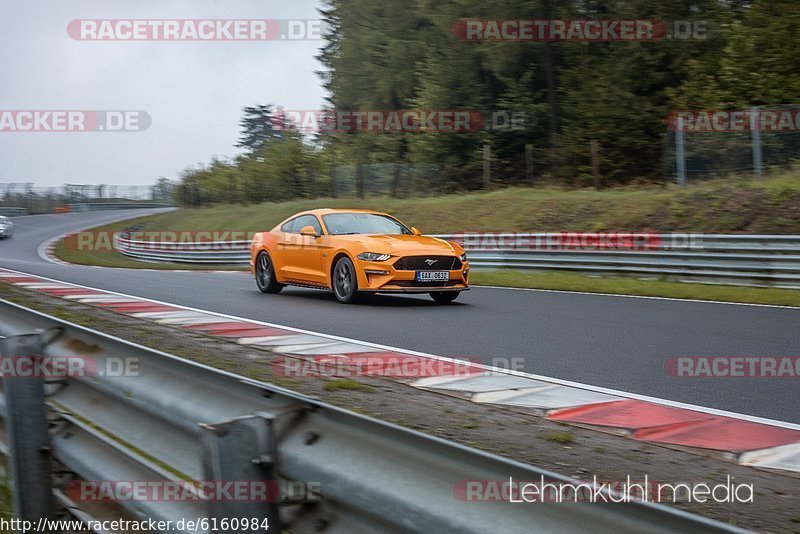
[0,0,326,187]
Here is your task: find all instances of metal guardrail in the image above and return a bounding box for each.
[0,207,29,216]
[70,202,174,212]
[112,233,800,288]
[114,233,251,264]
[0,300,739,533]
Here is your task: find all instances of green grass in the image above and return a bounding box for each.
[54,244,244,270]
[61,172,800,237]
[52,215,246,270]
[323,379,376,392]
[469,270,800,307]
[54,173,800,269]
[539,431,575,444]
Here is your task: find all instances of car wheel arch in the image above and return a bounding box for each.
[330,251,356,288]
[258,246,284,283]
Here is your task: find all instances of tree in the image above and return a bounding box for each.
[236,105,281,152]
[175,0,798,200]
[151,177,176,203]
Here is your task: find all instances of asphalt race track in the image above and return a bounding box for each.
[1,210,799,423]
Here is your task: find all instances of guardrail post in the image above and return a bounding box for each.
[482,144,491,188]
[200,414,282,532]
[750,106,762,178]
[0,333,54,521]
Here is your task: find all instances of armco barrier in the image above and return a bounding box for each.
[112,233,800,288]
[69,202,174,212]
[0,207,29,216]
[0,299,740,533]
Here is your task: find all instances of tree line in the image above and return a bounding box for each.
[175,0,799,206]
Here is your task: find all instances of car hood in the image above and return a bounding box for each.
[340,234,459,254]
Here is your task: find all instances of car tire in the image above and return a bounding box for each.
[430,291,459,304]
[255,252,283,294]
[332,257,359,304]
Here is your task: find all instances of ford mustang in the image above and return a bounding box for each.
[250,209,469,303]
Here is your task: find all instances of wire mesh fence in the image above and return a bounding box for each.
[664,106,800,183]
[0,183,175,214]
[331,163,442,197]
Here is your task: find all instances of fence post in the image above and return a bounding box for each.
[200,414,282,533]
[590,140,601,189]
[355,163,364,198]
[390,163,402,197]
[750,107,762,178]
[0,333,54,521]
[330,166,338,198]
[675,117,687,186]
[483,144,491,188]
[525,144,534,185]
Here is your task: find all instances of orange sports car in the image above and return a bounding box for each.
[250,209,469,303]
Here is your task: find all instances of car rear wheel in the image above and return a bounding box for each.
[255,252,283,294]
[333,257,359,303]
[430,291,459,304]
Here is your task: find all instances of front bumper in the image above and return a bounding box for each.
[356,258,470,294]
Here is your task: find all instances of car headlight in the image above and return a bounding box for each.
[459,253,467,262]
[358,252,391,261]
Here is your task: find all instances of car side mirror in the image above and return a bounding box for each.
[411,227,421,236]
[300,225,319,237]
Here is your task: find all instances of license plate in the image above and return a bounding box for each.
[416,271,449,282]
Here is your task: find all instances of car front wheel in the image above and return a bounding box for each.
[430,291,459,304]
[333,257,359,303]
[255,252,283,294]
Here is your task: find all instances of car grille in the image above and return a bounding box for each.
[393,255,462,271]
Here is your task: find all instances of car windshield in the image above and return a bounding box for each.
[322,213,412,236]
[0,217,8,224]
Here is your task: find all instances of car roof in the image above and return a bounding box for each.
[291,208,391,218]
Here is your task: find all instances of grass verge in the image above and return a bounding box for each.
[58,173,800,236]
[51,174,800,305]
[54,244,244,271]
[52,215,246,270]
[469,270,800,307]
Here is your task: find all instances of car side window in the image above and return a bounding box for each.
[307,216,323,235]
[294,215,322,235]
[281,215,323,235]
[280,218,298,233]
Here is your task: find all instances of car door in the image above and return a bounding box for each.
[277,215,327,285]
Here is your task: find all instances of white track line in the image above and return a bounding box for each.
[35,208,177,266]
[37,233,70,265]
[2,265,799,432]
